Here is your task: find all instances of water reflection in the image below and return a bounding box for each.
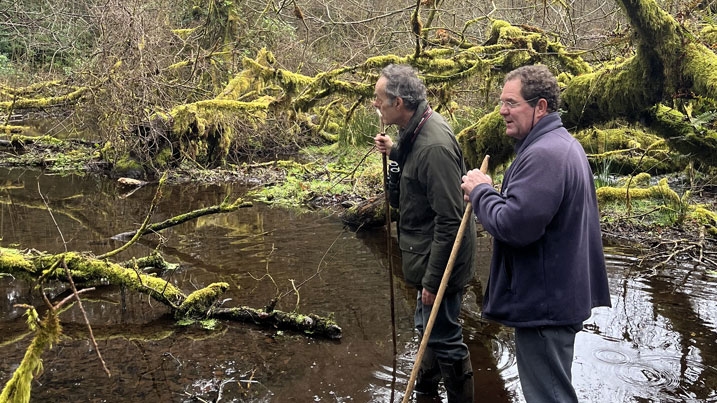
[0,168,716,402]
[575,246,717,403]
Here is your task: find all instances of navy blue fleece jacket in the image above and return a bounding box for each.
[469,112,611,327]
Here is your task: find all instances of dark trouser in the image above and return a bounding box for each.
[414,290,469,362]
[514,323,583,403]
[414,290,473,403]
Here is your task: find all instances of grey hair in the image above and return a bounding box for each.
[504,65,560,113]
[380,64,427,111]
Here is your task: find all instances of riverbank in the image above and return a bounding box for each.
[1,136,715,274]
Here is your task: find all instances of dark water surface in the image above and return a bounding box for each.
[1,168,716,402]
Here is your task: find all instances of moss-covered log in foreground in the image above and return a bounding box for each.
[0,247,342,339]
[0,308,60,403]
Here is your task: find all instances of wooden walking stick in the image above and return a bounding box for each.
[378,110,399,401]
[377,109,398,358]
[401,154,490,403]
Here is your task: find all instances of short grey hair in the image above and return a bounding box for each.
[504,65,560,113]
[380,64,427,111]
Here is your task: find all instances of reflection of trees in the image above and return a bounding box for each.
[647,274,717,400]
[0,172,345,401]
[604,256,717,399]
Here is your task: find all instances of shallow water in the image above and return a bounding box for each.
[1,168,716,402]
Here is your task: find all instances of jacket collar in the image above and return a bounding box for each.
[398,100,430,143]
[514,112,563,155]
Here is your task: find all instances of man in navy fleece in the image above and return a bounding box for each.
[460,65,611,403]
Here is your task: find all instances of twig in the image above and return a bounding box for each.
[62,257,111,377]
[98,172,167,259]
[38,181,110,376]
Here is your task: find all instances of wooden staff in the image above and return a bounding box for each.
[377,110,398,359]
[401,154,490,403]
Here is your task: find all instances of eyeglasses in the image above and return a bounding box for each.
[498,97,538,109]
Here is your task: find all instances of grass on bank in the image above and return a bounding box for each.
[249,110,717,241]
[247,108,384,210]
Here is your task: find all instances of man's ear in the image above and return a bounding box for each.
[394,96,403,109]
[536,98,549,116]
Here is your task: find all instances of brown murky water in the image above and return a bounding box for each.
[1,168,716,402]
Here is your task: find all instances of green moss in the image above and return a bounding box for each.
[0,308,61,403]
[561,55,662,127]
[456,109,513,170]
[172,28,196,41]
[574,125,680,174]
[178,282,230,318]
[153,145,174,168]
[596,177,679,204]
[35,252,186,307]
[691,206,717,236]
[650,104,717,167]
[0,248,36,274]
[113,155,144,177]
[619,172,652,187]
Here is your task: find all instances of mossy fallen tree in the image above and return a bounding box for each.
[573,124,684,175]
[559,0,717,169]
[213,306,342,340]
[4,0,717,181]
[163,15,593,170]
[0,188,342,340]
[340,194,388,228]
[597,176,717,236]
[0,247,342,339]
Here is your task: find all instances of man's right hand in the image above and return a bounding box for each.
[461,169,492,201]
[374,133,393,155]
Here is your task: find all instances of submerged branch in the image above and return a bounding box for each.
[213,306,342,339]
[110,197,253,242]
[0,247,342,339]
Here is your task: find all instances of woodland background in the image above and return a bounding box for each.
[1,0,717,254]
[3,1,717,401]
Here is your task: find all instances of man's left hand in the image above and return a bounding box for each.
[422,288,436,306]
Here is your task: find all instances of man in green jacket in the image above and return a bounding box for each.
[373,64,476,403]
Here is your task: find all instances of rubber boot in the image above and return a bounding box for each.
[414,347,441,398]
[439,355,474,403]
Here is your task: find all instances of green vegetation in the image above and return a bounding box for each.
[248,139,384,211]
[0,0,716,233]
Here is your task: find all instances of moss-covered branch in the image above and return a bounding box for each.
[0,247,343,339]
[0,86,90,111]
[574,125,684,174]
[213,306,342,340]
[38,252,188,308]
[647,104,717,167]
[0,307,61,403]
[112,197,253,241]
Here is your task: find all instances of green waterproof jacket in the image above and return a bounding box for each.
[389,101,475,294]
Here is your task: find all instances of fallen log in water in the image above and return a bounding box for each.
[0,247,342,339]
[213,306,342,339]
[340,193,397,229]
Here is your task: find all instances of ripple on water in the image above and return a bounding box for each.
[616,360,680,388]
[593,348,630,365]
[590,344,717,402]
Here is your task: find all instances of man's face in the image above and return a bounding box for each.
[373,76,401,127]
[499,78,537,140]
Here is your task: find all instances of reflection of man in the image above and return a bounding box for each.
[461,65,611,402]
[373,64,475,402]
